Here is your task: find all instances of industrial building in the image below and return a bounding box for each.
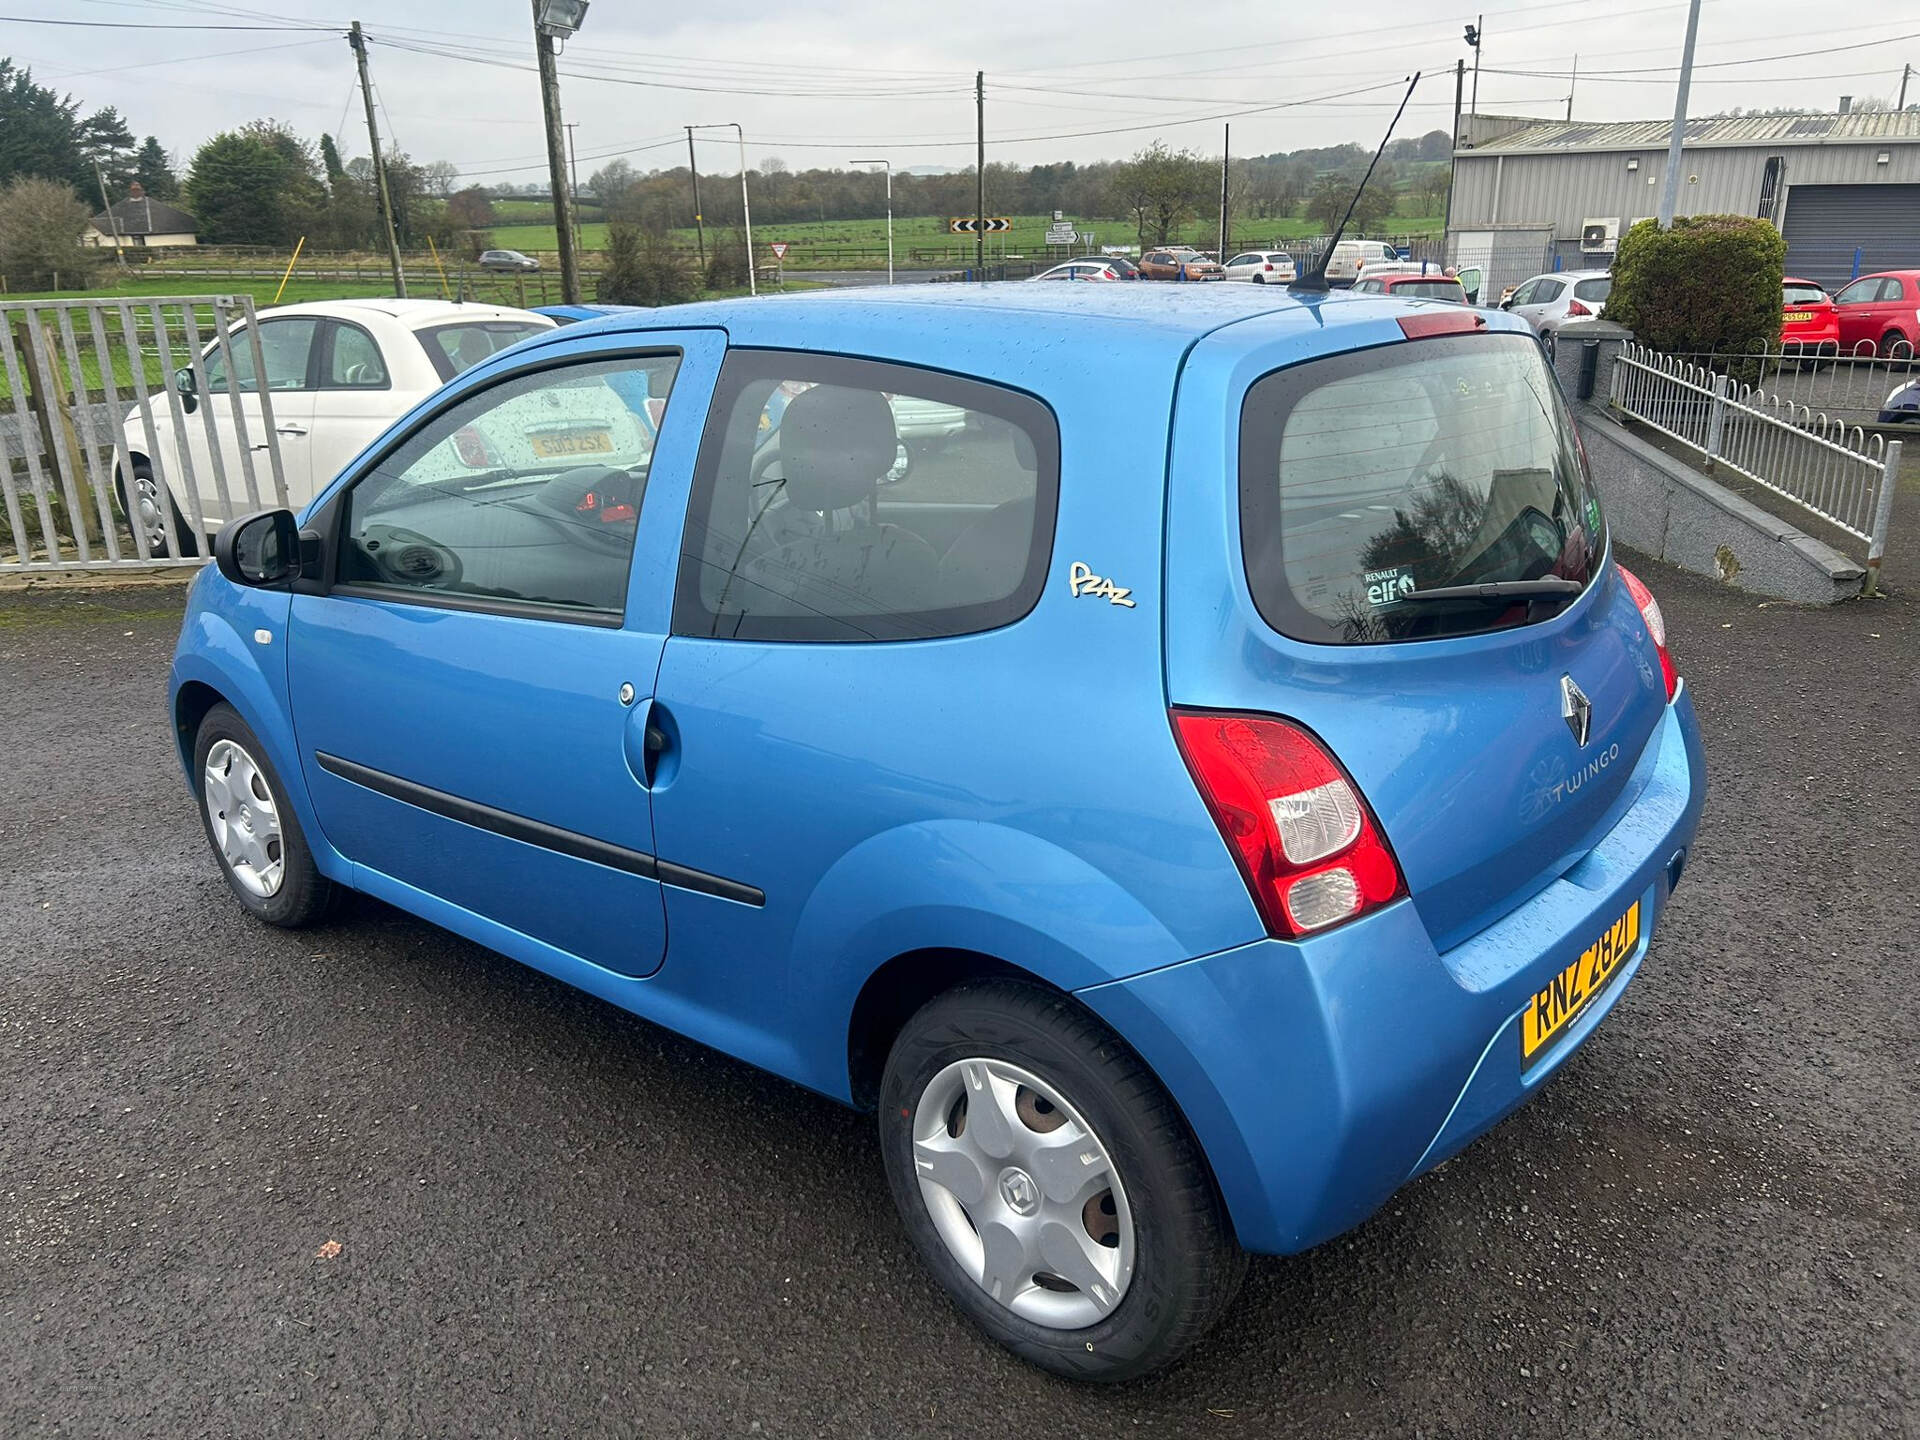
[1445,109,1920,292]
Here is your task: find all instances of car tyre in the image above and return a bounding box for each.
[1879,330,1912,361]
[1251,273,1264,285]
[115,458,197,558]
[193,703,334,928]
[878,979,1245,1382]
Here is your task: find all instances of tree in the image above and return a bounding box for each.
[446,185,494,230]
[0,58,91,193]
[77,105,135,188]
[421,160,460,200]
[132,136,178,200]
[187,121,323,245]
[1307,172,1392,235]
[319,133,348,190]
[0,175,99,288]
[598,221,695,306]
[1112,141,1211,246]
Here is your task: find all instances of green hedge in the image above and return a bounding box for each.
[1604,214,1785,356]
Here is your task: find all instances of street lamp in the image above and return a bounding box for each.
[691,123,755,295]
[850,159,892,285]
[530,0,588,303]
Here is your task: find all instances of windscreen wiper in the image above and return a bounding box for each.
[1398,578,1583,604]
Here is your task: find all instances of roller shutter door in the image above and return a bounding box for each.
[1781,183,1920,289]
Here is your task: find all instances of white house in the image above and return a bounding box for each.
[85,182,199,249]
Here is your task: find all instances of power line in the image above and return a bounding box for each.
[0,12,335,28]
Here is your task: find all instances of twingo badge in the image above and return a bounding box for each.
[1068,561,1136,608]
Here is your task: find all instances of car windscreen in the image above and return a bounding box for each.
[1782,283,1828,306]
[1391,280,1467,302]
[1572,277,1613,302]
[417,321,551,381]
[1240,333,1605,644]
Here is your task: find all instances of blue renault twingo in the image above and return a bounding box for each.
[172,283,1705,1380]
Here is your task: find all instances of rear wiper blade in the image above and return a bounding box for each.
[1398,578,1584,604]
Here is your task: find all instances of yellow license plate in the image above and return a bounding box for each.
[1521,901,1641,1068]
[1783,311,1814,324]
[530,429,613,458]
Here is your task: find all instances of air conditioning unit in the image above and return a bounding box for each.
[1581,218,1620,254]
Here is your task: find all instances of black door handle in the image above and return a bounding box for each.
[642,719,671,787]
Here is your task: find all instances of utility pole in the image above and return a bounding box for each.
[531,0,582,304]
[92,161,127,268]
[1656,0,1703,230]
[1901,63,1912,111]
[349,20,406,298]
[564,120,582,255]
[1567,54,1578,120]
[975,71,986,276]
[1219,124,1230,260]
[733,122,755,296]
[1446,58,1463,247]
[852,159,892,284]
[686,126,706,270]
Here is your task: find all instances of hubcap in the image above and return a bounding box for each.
[911,1058,1135,1330]
[203,739,285,898]
[133,473,166,550]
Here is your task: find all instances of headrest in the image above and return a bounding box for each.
[780,385,898,511]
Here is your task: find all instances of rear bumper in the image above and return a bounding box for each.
[1077,684,1706,1255]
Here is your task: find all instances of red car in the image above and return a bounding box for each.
[1831,270,1920,358]
[1350,271,1470,305]
[1780,277,1840,359]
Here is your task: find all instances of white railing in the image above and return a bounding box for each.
[1609,341,1902,594]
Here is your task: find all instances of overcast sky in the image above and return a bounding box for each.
[7,1,1918,184]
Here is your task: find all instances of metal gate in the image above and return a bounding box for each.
[1,296,287,575]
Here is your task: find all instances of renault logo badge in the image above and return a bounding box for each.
[1561,675,1593,747]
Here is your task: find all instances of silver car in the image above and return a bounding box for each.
[1221,250,1298,284]
[1502,269,1612,337]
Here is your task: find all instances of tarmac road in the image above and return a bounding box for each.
[1,556,1914,1439]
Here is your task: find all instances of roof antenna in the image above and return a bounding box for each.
[1291,72,1422,294]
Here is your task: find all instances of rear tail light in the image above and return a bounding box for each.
[451,425,498,468]
[1172,711,1404,938]
[1263,262,1273,271]
[1616,565,1678,700]
[1567,299,1592,317]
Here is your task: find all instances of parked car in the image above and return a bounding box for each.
[1323,238,1402,286]
[1222,250,1298,284]
[478,248,541,273]
[116,300,563,556]
[1878,378,1920,424]
[1352,271,1471,304]
[1075,252,1142,280]
[1139,247,1225,281]
[173,284,1703,1383]
[1779,278,1840,361]
[1831,270,1920,357]
[1029,260,1127,282]
[1502,270,1612,337]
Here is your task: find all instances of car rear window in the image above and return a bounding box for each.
[1240,333,1604,644]
[1391,280,1467,302]
[1782,283,1828,306]
[417,321,551,381]
[1572,277,1613,302]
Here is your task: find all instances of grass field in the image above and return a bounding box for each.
[485,210,1446,260]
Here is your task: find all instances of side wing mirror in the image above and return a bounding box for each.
[174,365,198,414]
[214,509,300,588]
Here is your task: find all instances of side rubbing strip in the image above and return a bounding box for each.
[312,752,764,906]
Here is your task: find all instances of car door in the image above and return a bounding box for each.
[286,331,725,979]
[1832,277,1884,354]
[1513,278,1560,330]
[179,316,318,526]
[646,348,1061,1012]
[306,318,422,506]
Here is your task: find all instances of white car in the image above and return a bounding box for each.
[1221,251,1297,284]
[1027,260,1127,282]
[1323,238,1402,286]
[1502,269,1613,337]
[119,299,572,555]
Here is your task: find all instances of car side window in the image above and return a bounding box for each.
[325,322,390,389]
[1536,280,1565,302]
[1881,278,1907,302]
[203,317,318,394]
[674,350,1060,643]
[1509,281,1538,306]
[336,353,681,620]
[1835,279,1877,305]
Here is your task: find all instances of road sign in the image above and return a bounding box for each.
[948,217,1012,234]
[769,242,789,260]
[1045,223,1076,246]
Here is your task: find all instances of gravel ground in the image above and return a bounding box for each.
[1,558,1914,1439]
